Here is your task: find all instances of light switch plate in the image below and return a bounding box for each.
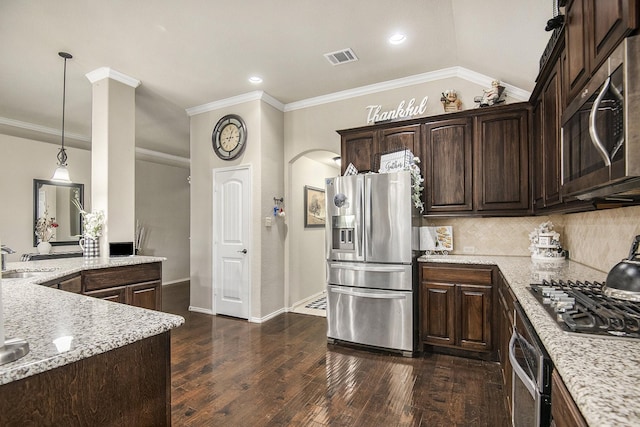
[264,217,272,227]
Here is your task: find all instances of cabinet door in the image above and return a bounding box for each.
[420,282,456,346]
[541,60,563,207]
[128,281,162,310]
[424,118,473,212]
[565,0,638,102]
[565,0,589,102]
[457,284,493,352]
[86,286,127,304]
[587,0,638,75]
[341,130,375,174]
[474,108,530,211]
[377,124,421,158]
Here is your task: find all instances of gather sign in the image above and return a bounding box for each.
[365,96,428,124]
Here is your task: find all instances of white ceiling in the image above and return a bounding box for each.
[0,0,554,159]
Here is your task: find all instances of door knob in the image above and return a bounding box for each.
[238,249,247,254]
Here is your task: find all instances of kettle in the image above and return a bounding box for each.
[604,235,640,301]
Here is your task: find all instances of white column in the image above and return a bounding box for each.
[86,68,140,259]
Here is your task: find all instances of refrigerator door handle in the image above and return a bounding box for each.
[330,287,408,299]
[364,175,372,258]
[329,264,407,273]
[359,176,366,258]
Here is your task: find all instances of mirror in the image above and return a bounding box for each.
[33,179,84,246]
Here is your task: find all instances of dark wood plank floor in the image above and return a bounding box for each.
[162,282,510,427]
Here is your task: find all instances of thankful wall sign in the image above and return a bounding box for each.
[365,96,428,124]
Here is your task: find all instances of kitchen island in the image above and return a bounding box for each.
[0,256,184,425]
[419,254,639,427]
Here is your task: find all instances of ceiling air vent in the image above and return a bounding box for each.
[324,48,358,66]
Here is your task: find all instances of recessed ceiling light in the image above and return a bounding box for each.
[249,76,262,84]
[389,33,406,45]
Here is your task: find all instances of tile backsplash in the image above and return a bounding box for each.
[425,205,640,273]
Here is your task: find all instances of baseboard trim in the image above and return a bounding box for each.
[188,306,214,315]
[250,307,286,324]
[289,290,326,312]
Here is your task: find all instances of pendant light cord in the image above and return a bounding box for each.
[57,52,72,166]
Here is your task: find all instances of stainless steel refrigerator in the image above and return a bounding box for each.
[325,170,417,356]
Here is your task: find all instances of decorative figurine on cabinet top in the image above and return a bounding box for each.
[474,80,506,107]
[440,89,462,112]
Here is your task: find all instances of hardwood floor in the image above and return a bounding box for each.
[162,282,510,426]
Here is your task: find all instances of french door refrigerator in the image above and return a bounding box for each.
[325,170,418,356]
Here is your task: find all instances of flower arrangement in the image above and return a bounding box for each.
[73,200,105,240]
[406,157,424,213]
[35,209,59,242]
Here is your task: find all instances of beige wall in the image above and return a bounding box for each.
[287,155,339,307]
[427,206,640,274]
[189,99,285,320]
[0,133,190,285]
[135,160,190,284]
[0,134,91,258]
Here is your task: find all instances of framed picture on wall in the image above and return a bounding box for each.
[304,186,325,228]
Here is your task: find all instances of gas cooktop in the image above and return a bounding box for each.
[529,279,640,339]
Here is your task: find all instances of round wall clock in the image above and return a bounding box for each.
[211,114,247,160]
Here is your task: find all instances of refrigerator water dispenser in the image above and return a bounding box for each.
[331,215,356,251]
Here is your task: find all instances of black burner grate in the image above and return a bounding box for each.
[530,279,640,339]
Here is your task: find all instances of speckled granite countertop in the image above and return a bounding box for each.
[419,254,638,427]
[0,256,184,386]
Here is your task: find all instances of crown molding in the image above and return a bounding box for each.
[0,116,91,142]
[186,90,285,116]
[186,66,531,115]
[85,67,141,88]
[284,66,531,111]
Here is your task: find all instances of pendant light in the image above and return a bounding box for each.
[51,51,73,183]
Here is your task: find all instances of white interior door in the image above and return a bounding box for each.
[213,166,251,319]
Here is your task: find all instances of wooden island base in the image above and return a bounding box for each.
[0,332,171,426]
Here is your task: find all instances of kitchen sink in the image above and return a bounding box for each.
[1,271,51,279]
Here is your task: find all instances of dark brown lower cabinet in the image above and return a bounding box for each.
[82,262,163,310]
[551,370,588,427]
[419,263,496,360]
[0,332,171,426]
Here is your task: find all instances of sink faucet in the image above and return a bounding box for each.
[1,245,16,272]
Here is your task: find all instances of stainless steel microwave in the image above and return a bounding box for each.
[561,35,640,200]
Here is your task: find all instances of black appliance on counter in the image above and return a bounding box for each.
[529,279,640,339]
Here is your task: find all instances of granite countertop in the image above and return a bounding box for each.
[0,256,184,386]
[419,254,639,427]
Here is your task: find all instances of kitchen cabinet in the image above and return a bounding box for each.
[423,118,473,212]
[474,107,530,212]
[377,124,421,162]
[82,262,162,310]
[41,272,82,293]
[0,333,171,426]
[340,130,376,173]
[338,123,421,174]
[497,271,516,419]
[419,263,496,359]
[339,103,531,216]
[533,54,563,209]
[564,0,638,103]
[551,370,588,427]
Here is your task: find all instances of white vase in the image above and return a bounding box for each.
[37,241,52,254]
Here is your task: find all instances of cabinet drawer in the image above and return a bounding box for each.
[83,262,162,291]
[422,265,493,285]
